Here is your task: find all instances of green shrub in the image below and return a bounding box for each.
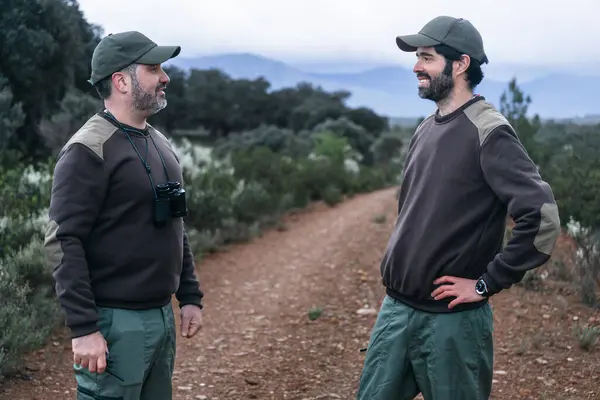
[322,185,343,206]
[296,157,347,200]
[229,146,297,197]
[0,150,58,378]
[232,180,274,223]
[312,117,375,164]
[184,164,237,233]
[0,238,61,377]
[352,166,394,193]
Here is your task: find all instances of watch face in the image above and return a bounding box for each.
[475,279,486,294]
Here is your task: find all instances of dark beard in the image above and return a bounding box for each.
[417,61,454,103]
[131,74,166,115]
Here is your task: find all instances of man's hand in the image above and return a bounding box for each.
[431,276,484,310]
[180,304,203,338]
[72,331,108,373]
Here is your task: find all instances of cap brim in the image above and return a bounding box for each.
[396,34,440,52]
[136,45,181,65]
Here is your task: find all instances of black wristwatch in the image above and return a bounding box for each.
[475,277,489,297]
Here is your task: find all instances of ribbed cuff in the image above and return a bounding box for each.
[481,272,502,297]
[176,293,204,309]
[70,321,99,339]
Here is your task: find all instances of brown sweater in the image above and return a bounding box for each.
[381,96,561,312]
[44,111,203,338]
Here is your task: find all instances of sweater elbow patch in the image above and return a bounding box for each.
[44,219,63,270]
[534,202,561,255]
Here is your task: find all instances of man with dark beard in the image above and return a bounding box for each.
[44,31,204,400]
[356,16,561,400]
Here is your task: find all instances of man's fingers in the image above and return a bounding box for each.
[433,290,456,301]
[431,285,458,299]
[87,357,98,373]
[188,324,198,338]
[431,285,454,298]
[181,315,191,337]
[448,297,463,309]
[74,354,82,365]
[191,319,200,335]
[79,356,90,368]
[96,353,107,374]
[188,320,203,338]
[433,276,457,285]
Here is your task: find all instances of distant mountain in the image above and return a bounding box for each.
[167,53,600,120]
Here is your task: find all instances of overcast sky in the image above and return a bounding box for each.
[78,0,598,74]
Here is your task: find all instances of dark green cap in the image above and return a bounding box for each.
[88,31,181,85]
[396,16,489,64]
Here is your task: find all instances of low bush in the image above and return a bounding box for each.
[0,152,58,378]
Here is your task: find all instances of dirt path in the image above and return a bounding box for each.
[1,187,599,400]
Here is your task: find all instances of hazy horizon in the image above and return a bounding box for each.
[172,51,597,83]
[77,0,599,81]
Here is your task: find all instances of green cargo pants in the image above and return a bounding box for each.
[74,302,176,400]
[356,295,494,400]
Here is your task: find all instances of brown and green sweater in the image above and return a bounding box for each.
[44,111,203,338]
[381,96,561,313]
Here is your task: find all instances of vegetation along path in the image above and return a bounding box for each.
[1,188,599,400]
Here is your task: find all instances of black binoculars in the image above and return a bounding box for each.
[153,181,187,228]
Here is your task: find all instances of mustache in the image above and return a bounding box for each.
[156,85,167,92]
[417,73,430,80]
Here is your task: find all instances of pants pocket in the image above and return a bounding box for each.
[97,307,115,342]
[103,309,148,386]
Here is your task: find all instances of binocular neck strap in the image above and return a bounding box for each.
[102,110,172,200]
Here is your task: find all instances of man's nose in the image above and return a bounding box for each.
[160,71,170,84]
[413,62,423,74]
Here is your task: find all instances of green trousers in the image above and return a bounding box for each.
[75,303,176,400]
[356,295,494,400]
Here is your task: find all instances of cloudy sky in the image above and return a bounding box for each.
[78,0,598,77]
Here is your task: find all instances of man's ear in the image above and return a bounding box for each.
[454,54,471,77]
[111,72,129,94]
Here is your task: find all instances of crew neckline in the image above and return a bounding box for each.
[98,110,151,137]
[434,95,485,124]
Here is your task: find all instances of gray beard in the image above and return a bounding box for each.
[131,75,166,115]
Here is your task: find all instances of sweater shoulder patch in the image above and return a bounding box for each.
[463,100,516,146]
[60,114,119,161]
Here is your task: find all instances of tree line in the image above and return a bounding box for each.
[0,0,390,163]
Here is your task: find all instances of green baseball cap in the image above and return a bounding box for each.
[396,16,489,64]
[88,31,181,85]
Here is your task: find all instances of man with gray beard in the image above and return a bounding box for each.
[356,16,561,400]
[44,31,204,400]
